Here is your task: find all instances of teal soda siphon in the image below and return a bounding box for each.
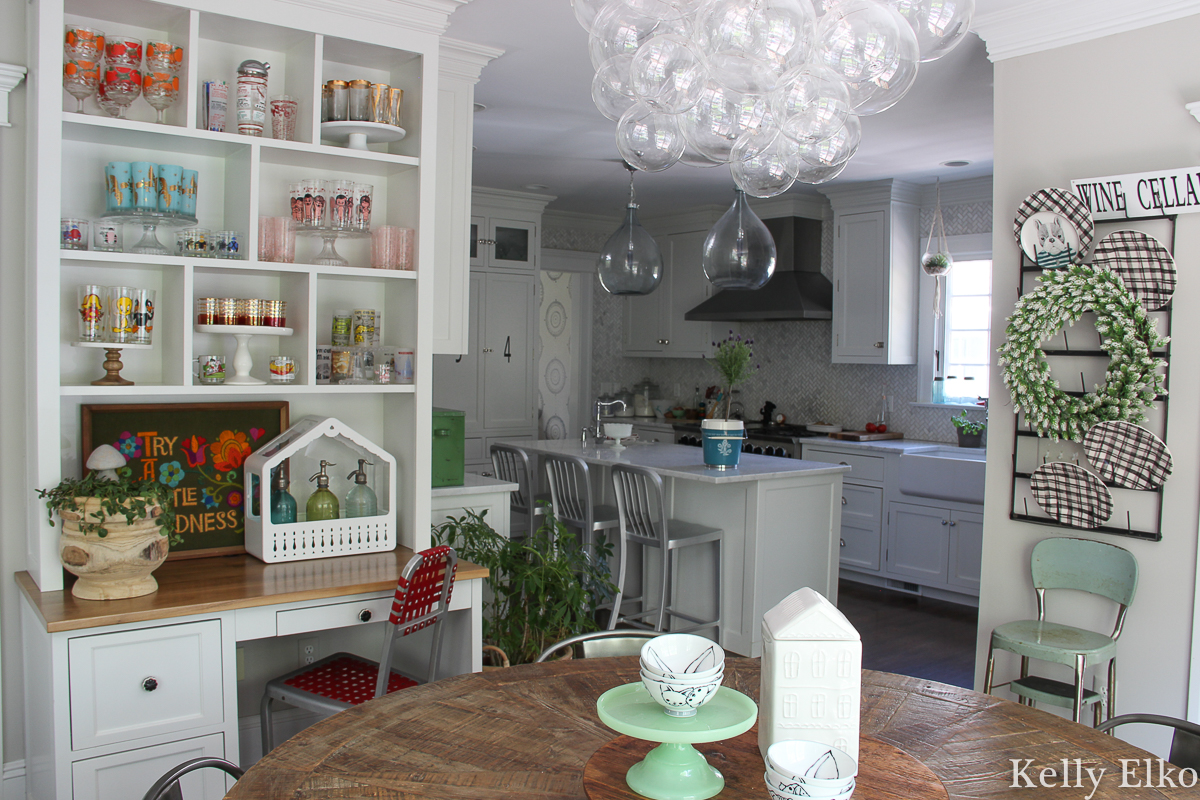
[270,465,297,524]
[345,458,378,518]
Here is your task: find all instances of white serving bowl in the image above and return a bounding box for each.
[604,422,633,440]
[639,666,724,685]
[640,668,723,717]
[766,772,855,800]
[640,633,725,678]
[766,762,854,795]
[767,740,858,786]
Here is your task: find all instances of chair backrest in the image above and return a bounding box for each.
[611,464,668,547]
[544,454,597,531]
[1031,537,1138,605]
[1097,714,1200,772]
[141,757,244,800]
[491,443,535,514]
[377,545,458,695]
[535,629,660,662]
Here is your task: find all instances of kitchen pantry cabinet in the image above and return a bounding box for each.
[622,228,717,358]
[820,179,920,365]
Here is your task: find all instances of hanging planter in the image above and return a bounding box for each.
[922,179,953,318]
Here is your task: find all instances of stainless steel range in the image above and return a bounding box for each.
[673,422,826,458]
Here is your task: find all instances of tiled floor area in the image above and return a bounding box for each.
[835,581,979,689]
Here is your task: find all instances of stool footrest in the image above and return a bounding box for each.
[1010,676,1101,708]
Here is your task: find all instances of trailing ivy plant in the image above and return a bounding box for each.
[38,467,179,545]
[432,506,617,665]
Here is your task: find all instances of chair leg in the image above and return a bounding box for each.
[983,642,995,693]
[655,546,670,632]
[1072,654,1086,723]
[260,693,275,756]
[710,538,722,643]
[1107,658,1117,722]
[607,531,627,631]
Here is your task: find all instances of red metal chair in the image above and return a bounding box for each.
[259,545,457,754]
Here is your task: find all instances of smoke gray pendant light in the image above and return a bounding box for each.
[702,189,777,290]
[597,163,663,296]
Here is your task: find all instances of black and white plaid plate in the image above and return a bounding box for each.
[1090,230,1176,311]
[1013,188,1094,265]
[1082,420,1173,490]
[1030,462,1113,529]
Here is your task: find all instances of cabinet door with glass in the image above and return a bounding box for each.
[470,215,537,270]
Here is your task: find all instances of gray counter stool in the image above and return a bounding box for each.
[490,443,550,539]
[543,453,621,553]
[608,463,723,640]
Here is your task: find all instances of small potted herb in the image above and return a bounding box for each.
[950,411,986,448]
[38,446,178,600]
[702,332,757,468]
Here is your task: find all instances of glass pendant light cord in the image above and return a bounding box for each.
[624,166,637,268]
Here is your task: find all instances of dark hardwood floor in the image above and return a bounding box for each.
[835,580,979,689]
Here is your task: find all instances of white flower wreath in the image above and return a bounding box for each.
[997,263,1169,442]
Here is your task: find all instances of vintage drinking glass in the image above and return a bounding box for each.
[63,56,101,113]
[101,63,141,118]
[270,95,298,140]
[142,71,179,124]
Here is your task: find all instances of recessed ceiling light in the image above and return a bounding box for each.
[473,102,487,112]
[941,160,971,168]
[524,184,550,191]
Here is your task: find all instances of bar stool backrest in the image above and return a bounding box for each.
[491,443,535,515]
[544,454,597,531]
[611,464,667,546]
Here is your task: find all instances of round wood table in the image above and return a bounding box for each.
[227,658,1192,800]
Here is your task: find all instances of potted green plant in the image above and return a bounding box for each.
[950,411,986,448]
[432,506,616,665]
[702,331,756,467]
[38,446,179,600]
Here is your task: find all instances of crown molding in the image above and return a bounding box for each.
[973,0,1200,61]
[0,63,26,127]
[543,209,621,231]
[440,38,504,82]
[918,175,993,207]
[280,0,468,37]
[819,178,921,210]
[473,186,556,212]
[749,193,830,221]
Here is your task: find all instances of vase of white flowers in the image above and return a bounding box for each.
[701,332,756,468]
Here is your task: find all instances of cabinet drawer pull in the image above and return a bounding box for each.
[839,461,849,466]
[941,519,949,526]
[142,677,159,692]
[662,339,669,346]
[840,538,846,547]
[358,609,373,623]
[841,496,847,505]
[949,521,957,527]
[874,342,884,348]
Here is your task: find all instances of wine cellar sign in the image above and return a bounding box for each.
[1072,166,1200,221]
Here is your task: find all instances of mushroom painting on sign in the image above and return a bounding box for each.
[759,587,862,762]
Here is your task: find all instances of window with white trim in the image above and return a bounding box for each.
[939,259,992,402]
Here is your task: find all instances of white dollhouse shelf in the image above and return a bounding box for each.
[244,415,397,563]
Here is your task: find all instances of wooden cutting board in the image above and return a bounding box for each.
[831,430,904,441]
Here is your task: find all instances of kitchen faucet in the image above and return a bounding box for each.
[585,398,627,444]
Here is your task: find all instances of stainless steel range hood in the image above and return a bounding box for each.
[684,216,831,321]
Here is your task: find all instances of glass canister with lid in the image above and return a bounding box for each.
[632,378,660,417]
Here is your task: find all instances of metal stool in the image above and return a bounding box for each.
[490,443,550,539]
[608,464,723,639]
[543,453,620,552]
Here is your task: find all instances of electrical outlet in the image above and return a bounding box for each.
[298,636,319,667]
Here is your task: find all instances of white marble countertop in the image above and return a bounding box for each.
[494,438,850,484]
[430,472,518,497]
[799,437,955,454]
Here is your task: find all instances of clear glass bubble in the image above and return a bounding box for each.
[630,34,708,113]
[700,0,816,94]
[730,127,798,197]
[770,64,850,142]
[791,158,847,184]
[681,81,771,163]
[616,102,687,172]
[593,56,638,121]
[620,0,689,22]
[679,140,726,167]
[889,0,974,62]
[573,0,615,34]
[589,4,668,70]
[798,113,861,167]
[817,0,904,84]
[847,5,918,115]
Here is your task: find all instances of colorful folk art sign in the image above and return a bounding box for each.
[81,402,288,556]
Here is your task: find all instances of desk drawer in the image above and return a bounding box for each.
[69,621,224,751]
[277,596,395,636]
[72,733,228,800]
[804,449,885,483]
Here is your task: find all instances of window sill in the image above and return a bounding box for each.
[909,401,988,410]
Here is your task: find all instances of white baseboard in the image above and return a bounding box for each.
[2,760,24,800]
[238,708,326,768]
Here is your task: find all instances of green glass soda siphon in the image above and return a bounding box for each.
[306,460,340,521]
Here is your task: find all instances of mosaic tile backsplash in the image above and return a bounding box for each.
[553,194,992,445]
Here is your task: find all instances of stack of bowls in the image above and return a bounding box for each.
[765,740,858,800]
[639,633,725,717]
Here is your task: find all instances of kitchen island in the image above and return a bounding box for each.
[496,438,850,657]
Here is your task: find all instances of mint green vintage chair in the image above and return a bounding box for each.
[983,537,1138,725]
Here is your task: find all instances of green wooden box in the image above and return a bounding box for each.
[431,407,465,487]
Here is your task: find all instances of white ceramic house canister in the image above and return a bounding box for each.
[759,587,862,761]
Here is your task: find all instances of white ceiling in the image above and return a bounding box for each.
[444,0,996,217]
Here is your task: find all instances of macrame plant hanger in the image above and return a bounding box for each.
[922,179,953,318]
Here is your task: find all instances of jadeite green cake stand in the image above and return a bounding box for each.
[595,683,758,800]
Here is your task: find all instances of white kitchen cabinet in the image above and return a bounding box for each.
[622,229,716,358]
[631,421,675,443]
[431,41,501,356]
[947,509,984,592]
[821,180,920,365]
[839,484,883,572]
[469,188,552,273]
[72,733,230,800]
[885,502,984,595]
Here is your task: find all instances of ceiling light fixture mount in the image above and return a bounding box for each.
[941,159,972,167]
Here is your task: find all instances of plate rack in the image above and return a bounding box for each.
[1007,214,1176,541]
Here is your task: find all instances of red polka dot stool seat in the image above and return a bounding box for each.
[260,546,458,754]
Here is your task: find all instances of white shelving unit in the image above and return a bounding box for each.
[29,0,444,590]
